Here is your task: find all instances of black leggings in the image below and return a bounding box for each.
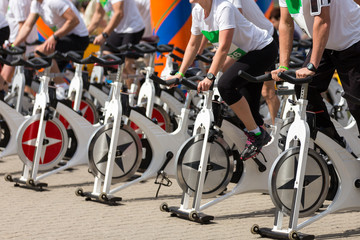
[217,41,278,126]
[296,40,360,134]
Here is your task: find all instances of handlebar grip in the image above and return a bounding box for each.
[26,57,52,69]
[156,44,174,53]
[132,42,157,53]
[298,39,312,49]
[63,51,83,63]
[96,54,123,66]
[289,55,304,68]
[149,73,179,86]
[0,56,12,65]
[278,71,312,84]
[11,57,51,69]
[341,92,360,105]
[195,54,212,64]
[174,47,185,54]
[25,40,44,46]
[104,42,132,53]
[180,78,199,90]
[238,70,272,82]
[0,46,25,55]
[169,53,183,62]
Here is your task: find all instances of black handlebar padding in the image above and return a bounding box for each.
[278,71,312,84]
[238,70,272,82]
[149,73,180,86]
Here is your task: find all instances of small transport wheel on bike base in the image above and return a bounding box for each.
[4,173,12,182]
[75,187,84,197]
[160,202,169,212]
[251,227,315,240]
[176,134,234,198]
[88,124,142,183]
[250,224,260,234]
[270,147,329,217]
[166,206,214,224]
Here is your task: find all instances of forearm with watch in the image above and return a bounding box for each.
[308,14,330,71]
[100,11,123,41]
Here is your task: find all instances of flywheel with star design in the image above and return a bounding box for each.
[17,114,69,171]
[88,123,142,183]
[130,104,172,138]
[270,147,330,217]
[176,134,234,198]
[58,98,99,129]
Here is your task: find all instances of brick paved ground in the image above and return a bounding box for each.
[1,155,360,240]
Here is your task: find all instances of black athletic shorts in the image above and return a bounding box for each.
[0,26,10,45]
[102,29,145,52]
[55,34,90,71]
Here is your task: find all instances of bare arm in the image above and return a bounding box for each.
[278,7,294,69]
[271,7,294,81]
[102,1,123,36]
[53,7,80,38]
[177,34,203,75]
[92,1,124,45]
[38,7,81,54]
[197,28,233,92]
[13,13,38,46]
[309,6,330,69]
[87,2,105,34]
[295,6,330,78]
[354,0,360,5]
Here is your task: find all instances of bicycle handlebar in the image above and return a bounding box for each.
[25,39,45,46]
[0,46,25,55]
[195,54,212,64]
[289,55,304,68]
[149,73,180,86]
[149,73,203,90]
[84,53,123,66]
[278,71,312,84]
[156,44,173,53]
[11,57,51,69]
[238,70,273,82]
[132,42,157,53]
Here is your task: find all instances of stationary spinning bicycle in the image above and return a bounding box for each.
[4,52,132,190]
[75,73,200,204]
[0,53,50,159]
[159,71,284,223]
[252,71,360,240]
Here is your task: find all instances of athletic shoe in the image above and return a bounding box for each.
[240,127,271,160]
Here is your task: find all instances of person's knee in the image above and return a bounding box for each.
[262,86,276,100]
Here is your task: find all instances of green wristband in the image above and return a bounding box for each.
[278,65,289,70]
[176,71,185,78]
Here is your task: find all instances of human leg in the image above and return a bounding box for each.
[262,80,280,124]
[218,41,277,159]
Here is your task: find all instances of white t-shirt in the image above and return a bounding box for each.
[191,0,273,60]
[96,0,145,34]
[7,0,38,43]
[229,0,274,36]
[0,12,8,29]
[30,0,88,37]
[134,0,152,37]
[279,0,360,51]
[0,0,8,16]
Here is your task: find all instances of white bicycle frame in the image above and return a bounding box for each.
[90,89,196,199]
